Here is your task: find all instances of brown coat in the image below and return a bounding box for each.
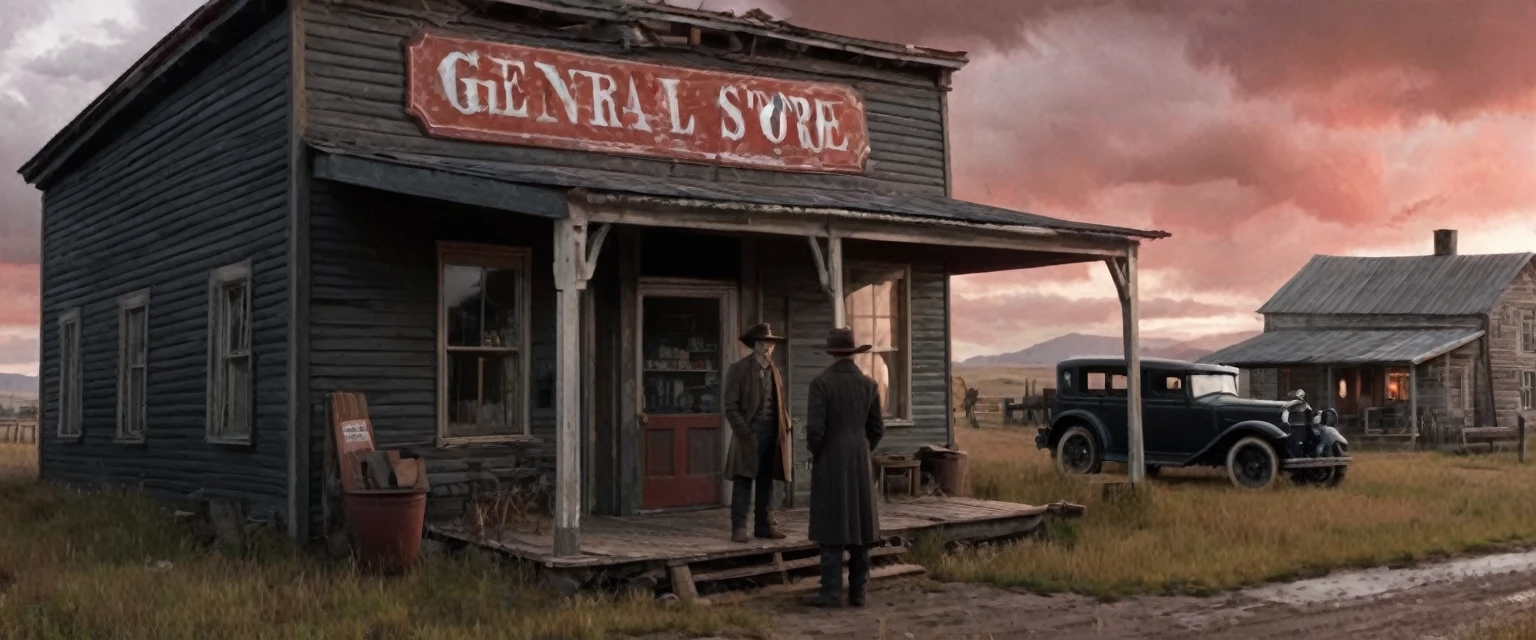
[806,359,885,546]
[722,355,792,481]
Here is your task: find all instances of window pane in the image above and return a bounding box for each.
[874,352,896,418]
[223,355,251,438]
[127,308,147,365]
[847,284,873,317]
[873,280,893,318]
[482,268,523,349]
[224,282,248,353]
[129,367,146,438]
[873,314,893,349]
[446,351,523,437]
[1087,372,1106,391]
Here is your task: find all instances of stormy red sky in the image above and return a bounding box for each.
[2,0,1536,375]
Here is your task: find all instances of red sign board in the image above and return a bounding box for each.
[405,33,870,174]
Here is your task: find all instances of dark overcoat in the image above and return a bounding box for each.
[722,355,792,481]
[806,358,885,546]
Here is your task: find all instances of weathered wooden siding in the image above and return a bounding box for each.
[300,0,948,195]
[36,15,293,514]
[756,238,951,499]
[305,182,558,526]
[1487,261,1536,429]
[1264,314,1483,331]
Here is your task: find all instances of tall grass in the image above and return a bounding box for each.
[931,426,1536,599]
[0,443,36,481]
[0,482,765,640]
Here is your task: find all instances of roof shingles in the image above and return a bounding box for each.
[1257,253,1534,316]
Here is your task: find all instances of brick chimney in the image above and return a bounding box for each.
[1434,229,1458,256]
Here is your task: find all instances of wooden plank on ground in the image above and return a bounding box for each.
[701,564,928,604]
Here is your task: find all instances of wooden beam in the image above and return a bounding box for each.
[829,237,845,328]
[313,154,569,219]
[1482,320,1498,429]
[807,237,833,297]
[1325,366,1333,411]
[1112,245,1144,486]
[285,0,312,540]
[1410,364,1419,440]
[581,198,1139,259]
[552,212,591,557]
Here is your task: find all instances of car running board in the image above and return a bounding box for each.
[1280,456,1352,469]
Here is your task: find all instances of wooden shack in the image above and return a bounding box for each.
[1202,230,1536,446]
[20,0,1164,562]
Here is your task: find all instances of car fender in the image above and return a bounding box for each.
[1048,409,1112,451]
[1186,420,1288,464]
[1316,426,1348,456]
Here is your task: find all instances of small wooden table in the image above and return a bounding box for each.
[875,458,921,502]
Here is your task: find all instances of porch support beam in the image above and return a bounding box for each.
[578,194,1140,259]
[553,208,605,557]
[807,237,846,327]
[1106,245,1144,486]
[1410,364,1419,440]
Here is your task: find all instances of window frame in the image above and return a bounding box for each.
[116,288,151,444]
[1521,309,1536,354]
[206,260,254,445]
[842,262,913,425]
[436,242,535,447]
[1521,371,1535,411]
[56,307,83,442]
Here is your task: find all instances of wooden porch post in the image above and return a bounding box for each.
[808,236,846,327]
[1324,366,1333,411]
[553,209,611,557]
[1409,364,1419,441]
[1107,244,1144,486]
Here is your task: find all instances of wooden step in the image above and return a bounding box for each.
[691,545,907,584]
[700,563,929,604]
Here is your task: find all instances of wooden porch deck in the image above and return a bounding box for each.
[428,497,1084,570]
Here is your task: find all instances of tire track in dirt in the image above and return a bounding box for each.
[742,550,1536,639]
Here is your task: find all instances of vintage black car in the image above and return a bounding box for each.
[1034,357,1351,489]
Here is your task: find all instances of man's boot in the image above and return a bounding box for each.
[731,526,751,543]
[801,546,844,607]
[847,545,871,607]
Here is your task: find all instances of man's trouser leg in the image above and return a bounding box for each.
[751,418,778,535]
[847,544,871,603]
[817,545,844,600]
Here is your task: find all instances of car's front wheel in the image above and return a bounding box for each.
[1225,436,1278,489]
[1055,426,1103,475]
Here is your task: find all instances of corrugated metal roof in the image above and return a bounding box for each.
[1258,253,1533,316]
[313,145,1168,239]
[1197,328,1484,367]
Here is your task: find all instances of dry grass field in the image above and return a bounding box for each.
[952,365,1054,398]
[0,443,36,481]
[0,481,765,640]
[918,424,1536,599]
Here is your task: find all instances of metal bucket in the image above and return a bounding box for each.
[344,489,427,574]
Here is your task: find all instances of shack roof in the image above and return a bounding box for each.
[312,146,1170,240]
[17,0,968,187]
[1256,253,1535,316]
[1198,327,1485,367]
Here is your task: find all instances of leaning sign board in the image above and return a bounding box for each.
[406,33,871,174]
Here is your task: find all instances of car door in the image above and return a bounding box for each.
[1082,366,1130,454]
[1142,370,1190,462]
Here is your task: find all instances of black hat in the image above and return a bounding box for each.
[824,327,873,357]
[739,323,787,347]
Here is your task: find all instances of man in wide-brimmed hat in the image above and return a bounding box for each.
[803,327,885,608]
[723,323,792,543]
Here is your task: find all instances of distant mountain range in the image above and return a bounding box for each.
[0,373,38,394]
[959,331,1260,368]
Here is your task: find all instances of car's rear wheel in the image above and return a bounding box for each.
[1226,436,1278,489]
[1055,426,1102,475]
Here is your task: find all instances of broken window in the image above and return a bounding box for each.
[117,289,150,443]
[844,264,910,421]
[1386,370,1411,402]
[207,262,252,443]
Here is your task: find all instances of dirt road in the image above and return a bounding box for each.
[734,549,1536,639]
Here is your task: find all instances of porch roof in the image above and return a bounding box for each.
[1198,327,1485,367]
[309,145,1169,241]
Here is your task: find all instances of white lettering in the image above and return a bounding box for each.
[623,76,652,132]
[439,51,482,115]
[487,57,529,118]
[534,62,581,123]
[759,92,788,144]
[815,99,850,151]
[718,86,745,140]
[790,96,817,151]
[660,78,696,135]
[572,70,620,127]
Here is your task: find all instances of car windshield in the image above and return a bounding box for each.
[1189,373,1238,398]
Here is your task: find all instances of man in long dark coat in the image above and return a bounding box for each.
[722,323,792,543]
[803,327,885,607]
